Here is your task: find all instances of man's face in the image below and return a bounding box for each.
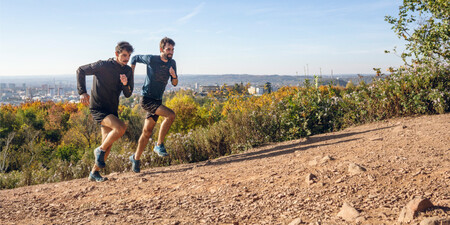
[115,50,131,66]
[161,44,174,60]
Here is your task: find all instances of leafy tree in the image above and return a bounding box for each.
[385,0,450,64]
[165,92,206,133]
[346,80,355,89]
[55,144,80,162]
[0,132,15,172]
[66,107,99,149]
[264,82,273,94]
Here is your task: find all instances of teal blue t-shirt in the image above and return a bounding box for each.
[131,55,177,100]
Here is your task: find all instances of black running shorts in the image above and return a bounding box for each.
[141,96,162,122]
[90,109,118,124]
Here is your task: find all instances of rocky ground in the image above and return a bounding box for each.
[0,114,449,225]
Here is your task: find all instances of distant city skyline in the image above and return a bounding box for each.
[0,0,406,76]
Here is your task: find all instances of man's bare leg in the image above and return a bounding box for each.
[134,118,157,160]
[92,126,112,173]
[93,115,126,169]
[154,105,175,145]
[99,115,127,150]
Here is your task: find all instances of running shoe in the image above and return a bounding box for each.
[129,154,141,173]
[153,143,169,157]
[88,171,107,182]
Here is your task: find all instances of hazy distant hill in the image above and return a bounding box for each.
[136,74,376,87]
[1,74,376,88]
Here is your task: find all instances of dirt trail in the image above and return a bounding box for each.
[1,114,449,224]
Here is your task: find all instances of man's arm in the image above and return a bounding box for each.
[76,60,102,105]
[122,69,134,98]
[130,55,152,66]
[76,60,102,94]
[170,61,178,86]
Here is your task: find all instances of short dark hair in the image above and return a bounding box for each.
[116,41,134,54]
[160,37,175,50]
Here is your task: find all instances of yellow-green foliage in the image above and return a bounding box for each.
[165,92,207,133]
[0,63,449,189]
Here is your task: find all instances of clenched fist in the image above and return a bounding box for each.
[120,74,128,86]
[80,93,90,106]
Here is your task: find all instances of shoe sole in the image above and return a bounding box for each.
[153,150,169,157]
[88,176,107,182]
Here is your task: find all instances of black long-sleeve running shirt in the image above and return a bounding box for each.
[76,58,133,114]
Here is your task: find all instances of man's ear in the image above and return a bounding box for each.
[115,51,119,57]
[160,47,163,53]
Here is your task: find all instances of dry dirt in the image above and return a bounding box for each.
[1,114,449,225]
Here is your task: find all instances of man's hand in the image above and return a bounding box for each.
[169,67,176,79]
[120,74,128,86]
[80,93,90,106]
[170,67,178,86]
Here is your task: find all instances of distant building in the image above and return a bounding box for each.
[8,83,15,89]
[58,87,64,96]
[48,87,55,96]
[199,85,220,93]
[26,88,33,99]
[248,86,265,95]
[248,84,278,96]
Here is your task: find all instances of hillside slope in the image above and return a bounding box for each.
[1,114,449,224]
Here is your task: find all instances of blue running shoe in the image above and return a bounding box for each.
[153,143,169,157]
[129,154,140,173]
[94,147,106,168]
[88,171,107,182]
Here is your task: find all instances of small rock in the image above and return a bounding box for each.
[337,202,360,222]
[355,216,366,223]
[393,125,407,134]
[398,196,434,223]
[140,178,148,183]
[308,159,318,166]
[369,137,383,141]
[84,186,95,192]
[335,177,344,183]
[420,217,450,225]
[305,173,317,185]
[288,218,302,225]
[348,163,366,175]
[320,155,334,164]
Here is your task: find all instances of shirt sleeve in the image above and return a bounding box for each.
[130,55,152,65]
[76,60,102,95]
[122,68,134,98]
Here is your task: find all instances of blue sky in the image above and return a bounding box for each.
[0,0,406,76]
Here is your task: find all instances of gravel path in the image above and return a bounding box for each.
[1,114,449,224]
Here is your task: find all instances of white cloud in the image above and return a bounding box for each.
[177,2,205,24]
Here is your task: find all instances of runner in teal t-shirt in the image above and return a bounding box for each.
[129,37,178,173]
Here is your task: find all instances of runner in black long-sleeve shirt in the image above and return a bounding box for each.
[76,41,134,182]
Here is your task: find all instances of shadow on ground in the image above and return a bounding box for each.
[137,125,394,176]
